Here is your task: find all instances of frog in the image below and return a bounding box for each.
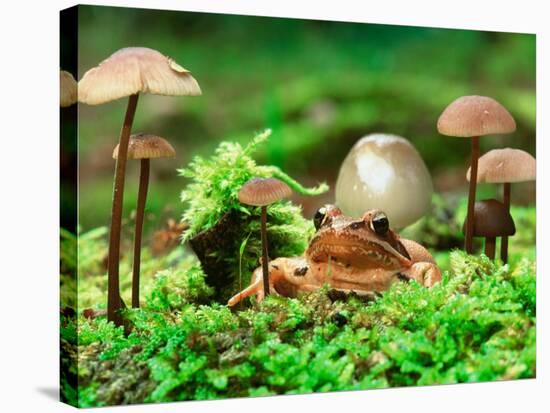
[228,204,441,306]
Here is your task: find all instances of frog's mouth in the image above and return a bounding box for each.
[307,238,412,270]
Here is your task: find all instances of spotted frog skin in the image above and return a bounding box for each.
[228,205,441,306]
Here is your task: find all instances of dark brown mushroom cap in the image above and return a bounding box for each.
[462,199,516,237]
[112,133,176,160]
[466,148,536,183]
[437,95,516,137]
[60,70,77,107]
[78,47,201,105]
[238,177,292,206]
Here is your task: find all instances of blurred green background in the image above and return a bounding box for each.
[74,5,535,238]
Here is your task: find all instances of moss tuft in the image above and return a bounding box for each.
[179,129,328,299]
[179,129,327,240]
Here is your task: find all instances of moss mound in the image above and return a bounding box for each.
[179,129,328,300]
[62,248,535,406]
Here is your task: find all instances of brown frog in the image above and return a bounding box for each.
[228,205,441,306]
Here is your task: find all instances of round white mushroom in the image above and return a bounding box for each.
[335,133,433,229]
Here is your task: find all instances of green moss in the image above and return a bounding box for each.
[179,130,328,299]
[146,262,214,311]
[68,240,536,406]
[65,226,190,310]
[179,129,327,240]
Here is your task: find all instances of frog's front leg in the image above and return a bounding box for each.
[227,257,318,306]
[398,238,442,287]
[401,261,442,287]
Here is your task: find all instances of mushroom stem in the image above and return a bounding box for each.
[132,158,150,308]
[260,205,270,296]
[485,236,496,260]
[465,136,479,254]
[500,182,512,263]
[107,93,139,326]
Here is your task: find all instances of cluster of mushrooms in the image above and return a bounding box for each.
[61,47,201,326]
[437,96,536,262]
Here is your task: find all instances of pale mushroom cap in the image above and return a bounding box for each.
[335,134,433,229]
[112,133,176,160]
[79,47,202,105]
[466,148,536,183]
[238,177,292,207]
[437,95,516,137]
[60,70,77,107]
[462,199,516,237]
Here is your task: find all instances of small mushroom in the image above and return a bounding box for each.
[79,47,201,325]
[60,70,77,107]
[335,133,433,229]
[461,199,516,260]
[467,148,535,263]
[238,178,292,296]
[113,133,176,308]
[438,95,516,254]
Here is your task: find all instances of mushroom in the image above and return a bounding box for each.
[113,133,176,308]
[461,199,516,260]
[79,47,201,325]
[467,148,535,262]
[437,95,516,254]
[238,178,292,296]
[60,70,77,107]
[335,133,433,229]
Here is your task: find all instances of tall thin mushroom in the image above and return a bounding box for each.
[467,148,535,262]
[238,178,292,297]
[462,199,515,260]
[79,47,201,325]
[113,133,176,308]
[437,96,516,254]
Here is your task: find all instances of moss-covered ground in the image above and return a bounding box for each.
[61,229,535,407]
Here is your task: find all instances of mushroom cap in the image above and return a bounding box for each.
[462,199,516,238]
[466,148,536,183]
[238,177,292,207]
[60,70,77,107]
[78,47,201,105]
[437,95,516,137]
[335,134,433,229]
[112,133,176,160]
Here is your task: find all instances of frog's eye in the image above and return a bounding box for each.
[313,206,328,230]
[314,204,342,230]
[371,213,389,235]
